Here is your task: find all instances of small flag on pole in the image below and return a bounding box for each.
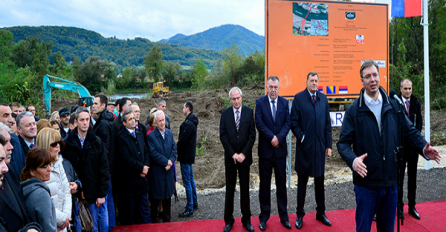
[391,0,422,17]
[318,86,324,93]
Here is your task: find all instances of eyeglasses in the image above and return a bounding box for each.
[50,141,62,148]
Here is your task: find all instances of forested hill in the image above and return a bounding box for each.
[159,24,265,56]
[2,26,222,69]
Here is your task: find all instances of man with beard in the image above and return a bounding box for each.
[16,112,37,155]
[59,108,71,139]
[63,107,110,232]
[0,104,25,181]
[91,93,116,231]
[116,109,150,225]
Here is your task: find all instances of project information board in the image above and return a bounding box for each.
[265,0,389,98]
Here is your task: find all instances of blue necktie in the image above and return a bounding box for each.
[271,100,276,122]
[131,131,136,138]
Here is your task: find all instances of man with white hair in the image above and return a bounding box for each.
[147,111,177,223]
[220,87,256,232]
[0,123,13,166]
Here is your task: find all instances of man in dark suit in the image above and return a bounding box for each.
[255,76,291,230]
[113,97,131,134]
[16,112,37,155]
[400,78,423,219]
[131,103,148,146]
[59,108,71,139]
[147,111,177,223]
[291,72,332,229]
[220,87,256,232]
[92,93,116,230]
[0,139,32,232]
[115,109,150,225]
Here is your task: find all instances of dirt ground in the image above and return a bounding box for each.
[50,89,446,192]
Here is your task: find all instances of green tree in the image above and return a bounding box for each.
[163,61,182,83]
[75,56,115,93]
[222,44,243,85]
[50,51,67,75]
[192,59,208,90]
[144,44,164,82]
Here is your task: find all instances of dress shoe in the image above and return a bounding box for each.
[295,216,303,229]
[281,220,292,229]
[193,202,199,209]
[316,213,332,226]
[179,210,194,217]
[243,223,255,232]
[409,208,421,220]
[259,221,266,231]
[224,224,233,232]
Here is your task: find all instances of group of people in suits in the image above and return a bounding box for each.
[220,73,333,232]
[221,59,440,232]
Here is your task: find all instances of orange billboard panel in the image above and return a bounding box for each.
[265,0,389,98]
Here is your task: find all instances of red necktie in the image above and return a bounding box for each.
[312,95,316,104]
[405,100,410,115]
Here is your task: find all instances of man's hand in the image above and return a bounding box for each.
[424,142,441,163]
[237,153,246,163]
[96,197,105,207]
[143,165,149,175]
[232,153,238,164]
[326,148,332,157]
[166,160,173,170]
[353,153,368,178]
[69,182,78,194]
[271,136,279,148]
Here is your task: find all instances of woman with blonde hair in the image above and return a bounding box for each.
[36,119,50,135]
[21,147,57,231]
[36,128,72,232]
[50,111,61,123]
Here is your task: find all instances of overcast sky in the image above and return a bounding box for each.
[1,0,390,42]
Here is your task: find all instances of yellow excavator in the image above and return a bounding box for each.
[152,81,169,98]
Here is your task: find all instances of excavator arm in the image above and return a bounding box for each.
[43,74,93,115]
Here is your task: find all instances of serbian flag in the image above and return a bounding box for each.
[318,86,324,93]
[391,0,422,17]
[339,86,348,94]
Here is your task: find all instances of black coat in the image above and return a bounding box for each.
[9,133,25,181]
[147,128,177,200]
[219,105,256,167]
[0,168,31,232]
[337,87,427,189]
[113,115,124,137]
[291,89,332,177]
[177,113,199,164]
[59,123,71,139]
[18,136,32,156]
[93,110,115,174]
[63,128,110,204]
[115,127,150,198]
[137,121,148,148]
[255,95,290,159]
[400,94,423,156]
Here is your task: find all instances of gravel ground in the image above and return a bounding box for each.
[169,167,446,222]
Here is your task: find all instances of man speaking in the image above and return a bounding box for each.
[337,59,440,232]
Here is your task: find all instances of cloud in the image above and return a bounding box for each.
[0,0,265,41]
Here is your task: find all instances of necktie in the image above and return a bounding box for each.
[271,100,276,122]
[312,95,316,104]
[235,110,240,131]
[29,144,34,149]
[79,137,85,148]
[405,100,410,115]
[131,131,136,138]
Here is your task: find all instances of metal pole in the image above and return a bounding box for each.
[422,0,430,170]
[287,99,293,187]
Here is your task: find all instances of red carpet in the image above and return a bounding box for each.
[112,200,446,232]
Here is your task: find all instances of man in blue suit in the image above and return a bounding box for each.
[255,76,291,230]
[291,72,332,229]
[147,111,177,223]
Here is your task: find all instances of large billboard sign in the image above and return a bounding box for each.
[265,0,389,98]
